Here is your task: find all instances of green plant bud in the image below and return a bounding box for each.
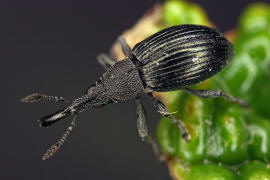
[245,114,270,162]
[187,163,236,180]
[185,4,208,25]
[237,161,270,180]
[174,93,212,163]
[162,0,208,26]
[169,159,190,180]
[235,31,270,67]
[163,0,189,26]
[207,101,249,164]
[235,32,270,118]
[239,3,270,35]
[157,117,180,156]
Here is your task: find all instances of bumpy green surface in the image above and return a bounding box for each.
[187,164,236,180]
[163,0,209,26]
[158,1,270,179]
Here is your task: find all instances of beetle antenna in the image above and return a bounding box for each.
[42,115,77,160]
[21,93,70,103]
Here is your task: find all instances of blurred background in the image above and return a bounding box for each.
[0,0,268,179]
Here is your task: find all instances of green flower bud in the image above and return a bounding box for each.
[187,163,235,180]
[207,101,249,164]
[246,114,270,162]
[237,161,270,180]
[163,0,208,26]
[239,3,270,35]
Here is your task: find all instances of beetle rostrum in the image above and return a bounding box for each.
[22,24,247,160]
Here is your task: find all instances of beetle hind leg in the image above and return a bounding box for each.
[183,88,248,108]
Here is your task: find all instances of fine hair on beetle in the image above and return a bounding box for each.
[21,24,248,160]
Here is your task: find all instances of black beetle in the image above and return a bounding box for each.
[22,24,247,160]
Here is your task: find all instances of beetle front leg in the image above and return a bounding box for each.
[148,94,190,142]
[97,53,116,70]
[136,97,148,139]
[183,88,248,108]
[118,36,132,57]
[21,93,70,103]
[136,97,165,161]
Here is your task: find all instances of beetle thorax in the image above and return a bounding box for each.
[100,58,144,102]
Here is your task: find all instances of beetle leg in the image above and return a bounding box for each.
[183,88,248,108]
[21,93,70,103]
[118,36,132,57]
[148,94,190,142]
[97,53,116,70]
[135,97,148,139]
[136,97,165,161]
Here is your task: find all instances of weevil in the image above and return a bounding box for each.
[22,24,247,160]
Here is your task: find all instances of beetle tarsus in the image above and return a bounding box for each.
[144,135,166,162]
[169,116,190,142]
[221,92,249,108]
[182,132,191,142]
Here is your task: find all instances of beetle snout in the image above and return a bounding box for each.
[39,108,70,127]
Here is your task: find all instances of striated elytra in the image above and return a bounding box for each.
[21,24,246,160]
[133,25,234,91]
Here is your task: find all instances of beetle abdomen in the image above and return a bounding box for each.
[132,25,233,92]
